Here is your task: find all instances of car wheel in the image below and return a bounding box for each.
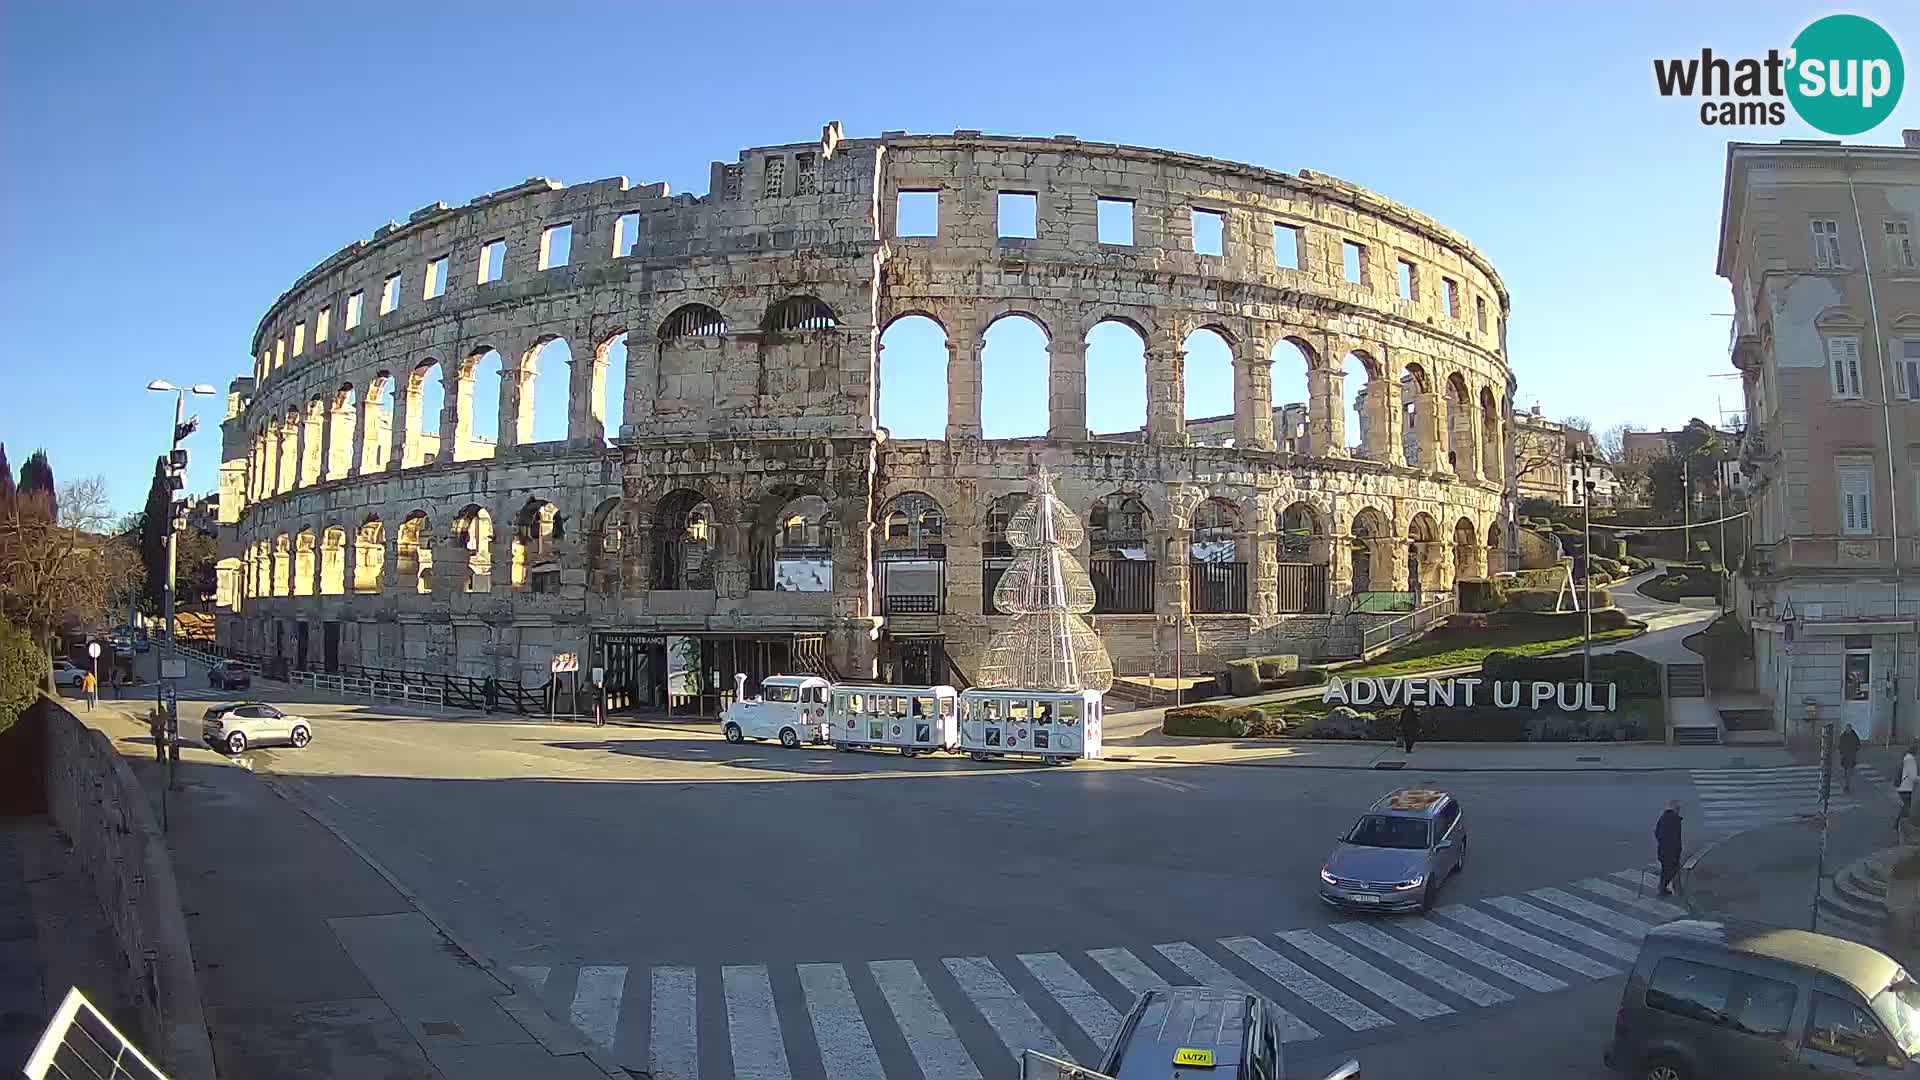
[225,731,247,755]
[971,751,991,763]
[723,723,744,744]
[779,727,800,749]
[1455,838,1469,875]
[1639,1055,1690,1080]
[289,725,310,748]
[1420,876,1439,913]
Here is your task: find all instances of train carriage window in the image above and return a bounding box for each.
[1058,700,1081,722]
[914,696,934,718]
[941,697,955,718]
[891,696,909,717]
[848,693,863,713]
[1010,700,1031,722]
[983,699,1003,721]
[1034,703,1052,725]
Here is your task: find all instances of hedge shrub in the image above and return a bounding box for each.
[1480,649,1662,697]
[1163,703,1266,738]
[0,617,45,738]
[1222,656,1324,697]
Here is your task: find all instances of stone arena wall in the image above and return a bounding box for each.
[214,124,1516,687]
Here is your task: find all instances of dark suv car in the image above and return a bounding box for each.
[1319,789,1468,913]
[208,661,251,690]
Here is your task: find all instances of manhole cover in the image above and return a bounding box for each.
[421,1021,464,1038]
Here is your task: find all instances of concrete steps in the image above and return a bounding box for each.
[1816,851,1893,946]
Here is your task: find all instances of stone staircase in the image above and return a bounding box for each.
[1817,850,1894,946]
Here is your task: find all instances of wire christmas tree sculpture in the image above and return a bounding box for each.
[978,469,1115,692]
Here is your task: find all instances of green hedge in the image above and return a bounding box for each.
[0,617,45,738]
[1222,656,1328,697]
[1164,704,1270,738]
[1480,649,1663,697]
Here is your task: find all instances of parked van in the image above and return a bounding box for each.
[1605,919,1920,1079]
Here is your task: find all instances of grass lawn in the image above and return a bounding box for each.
[1332,623,1645,680]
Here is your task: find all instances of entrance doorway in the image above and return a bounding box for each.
[323,622,341,672]
[1844,634,1874,739]
[884,636,944,686]
[295,622,310,671]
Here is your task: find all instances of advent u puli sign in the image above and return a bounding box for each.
[1323,677,1619,712]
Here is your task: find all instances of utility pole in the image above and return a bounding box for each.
[1572,450,1595,687]
[147,380,214,797]
[1682,458,1693,558]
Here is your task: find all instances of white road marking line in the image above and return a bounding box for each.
[1087,947,1167,997]
[1276,931,1452,1020]
[510,964,550,993]
[569,966,625,1049]
[722,965,793,1080]
[870,959,982,1080]
[797,964,885,1080]
[1397,917,1567,993]
[1019,952,1122,1048]
[1529,888,1658,938]
[651,966,699,1080]
[1433,906,1621,979]
[1216,936,1372,1035]
[1483,897,1639,961]
[1139,776,1193,792]
[946,956,1070,1063]
[1573,877,1687,920]
[1325,922,1512,1007]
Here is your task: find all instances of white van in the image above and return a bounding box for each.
[720,675,832,748]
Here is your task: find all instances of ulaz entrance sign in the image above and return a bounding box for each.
[1323,676,1620,712]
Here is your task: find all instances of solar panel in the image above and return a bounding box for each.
[22,987,169,1080]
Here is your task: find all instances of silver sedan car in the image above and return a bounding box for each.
[1318,788,1468,913]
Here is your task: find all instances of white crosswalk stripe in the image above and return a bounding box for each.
[1691,765,1886,838]
[532,867,1684,1078]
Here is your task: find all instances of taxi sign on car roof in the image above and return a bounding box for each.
[1173,1047,1215,1067]
[1383,789,1444,811]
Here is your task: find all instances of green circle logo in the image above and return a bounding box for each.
[1787,14,1904,135]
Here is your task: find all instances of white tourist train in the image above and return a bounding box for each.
[720,677,1104,764]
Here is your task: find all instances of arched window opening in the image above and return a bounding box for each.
[1188,496,1246,613]
[294,529,316,596]
[587,497,624,593]
[1088,492,1154,614]
[599,333,629,442]
[467,349,504,452]
[1479,386,1503,482]
[1445,373,1474,474]
[1407,512,1441,594]
[526,338,573,444]
[655,489,715,591]
[660,303,727,341]
[354,518,385,593]
[753,494,831,592]
[1343,351,1378,460]
[1276,501,1329,613]
[1086,320,1147,438]
[397,512,432,594]
[981,315,1049,439]
[363,374,393,473]
[1487,520,1506,576]
[877,492,946,615]
[320,526,347,594]
[1271,339,1314,454]
[1349,509,1390,596]
[1182,328,1234,445]
[327,386,357,480]
[764,295,838,333]
[512,499,563,592]
[408,362,445,468]
[878,314,948,439]
[272,533,292,597]
[453,506,494,593]
[300,398,326,486]
[981,492,1026,614]
[1399,362,1433,467]
[1452,516,1483,583]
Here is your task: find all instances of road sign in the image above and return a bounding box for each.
[87,642,100,659]
[590,666,605,686]
[551,652,579,674]
[160,657,186,680]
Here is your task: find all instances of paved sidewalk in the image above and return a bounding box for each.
[86,699,614,1079]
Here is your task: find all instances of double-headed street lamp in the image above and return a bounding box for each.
[146,380,216,786]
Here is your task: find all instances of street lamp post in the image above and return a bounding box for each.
[147,379,216,791]
[1571,450,1595,688]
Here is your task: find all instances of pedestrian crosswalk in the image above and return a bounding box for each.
[1691,764,1889,840]
[509,868,1684,1079]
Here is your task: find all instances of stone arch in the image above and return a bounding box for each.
[586,496,625,593]
[878,491,946,553]
[397,511,432,594]
[763,295,839,333]
[1348,507,1391,594]
[1406,511,1443,592]
[1486,520,1506,576]
[1271,337,1317,454]
[521,335,573,445]
[300,397,326,486]
[878,313,948,439]
[1089,492,1153,559]
[1276,501,1326,562]
[294,527,316,596]
[1452,515,1483,583]
[750,489,833,592]
[656,305,728,417]
[354,516,384,593]
[1188,494,1247,613]
[980,492,1029,615]
[1445,371,1477,476]
[404,359,445,468]
[1086,318,1149,438]
[592,329,630,443]
[1182,327,1235,442]
[362,371,393,474]
[326,385,357,480]
[1479,385,1503,483]
[1400,359,1437,468]
[452,504,494,593]
[981,313,1050,439]
[653,488,715,591]
[1342,348,1386,460]
[511,498,562,592]
[659,303,729,341]
[1276,500,1331,613]
[1189,496,1242,562]
[463,346,505,455]
[272,532,292,596]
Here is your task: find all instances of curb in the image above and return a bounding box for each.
[1104,755,1706,773]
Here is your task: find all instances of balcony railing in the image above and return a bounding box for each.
[1275,562,1330,614]
[1188,561,1248,614]
[1090,558,1156,614]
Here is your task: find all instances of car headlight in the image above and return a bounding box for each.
[1319,868,1338,886]
[1392,876,1426,891]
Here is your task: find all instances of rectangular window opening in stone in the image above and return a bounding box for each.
[998,191,1037,239]
[1191,208,1224,256]
[479,239,506,283]
[721,164,744,202]
[1272,222,1300,269]
[1098,197,1134,245]
[1396,258,1416,300]
[1885,219,1916,270]
[424,255,449,300]
[612,213,639,258]
[795,152,817,196]
[763,156,786,199]
[274,337,285,369]
[539,223,572,270]
[380,272,401,315]
[292,321,306,356]
[896,190,938,237]
[315,306,330,343]
[1475,295,1488,332]
[1342,240,1365,284]
[1811,218,1842,269]
[1442,277,1459,317]
[345,290,364,329]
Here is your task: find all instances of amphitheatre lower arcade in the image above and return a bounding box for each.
[211,123,1516,712]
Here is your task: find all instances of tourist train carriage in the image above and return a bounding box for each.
[827,684,960,756]
[720,674,832,748]
[957,688,1104,765]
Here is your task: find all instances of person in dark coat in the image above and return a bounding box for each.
[1839,725,1862,792]
[1399,702,1422,754]
[1655,801,1684,896]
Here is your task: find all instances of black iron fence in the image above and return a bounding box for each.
[197,641,553,715]
[1090,558,1155,614]
[1188,561,1249,614]
[1275,562,1330,614]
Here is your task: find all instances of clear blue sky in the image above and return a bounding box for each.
[3,1,1913,514]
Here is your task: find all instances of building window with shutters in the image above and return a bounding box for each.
[1811,219,1844,269]
[1899,338,1920,400]
[1827,336,1863,400]
[1886,220,1916,271]
[1838,462,1873,536]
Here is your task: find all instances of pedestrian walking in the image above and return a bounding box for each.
[482,675,499,714]
[1839,724,1861,793]
[1897,741,1918,833]
[81,670,96,711]
[1399,701,1421,754]
[1655,800,1683,896]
